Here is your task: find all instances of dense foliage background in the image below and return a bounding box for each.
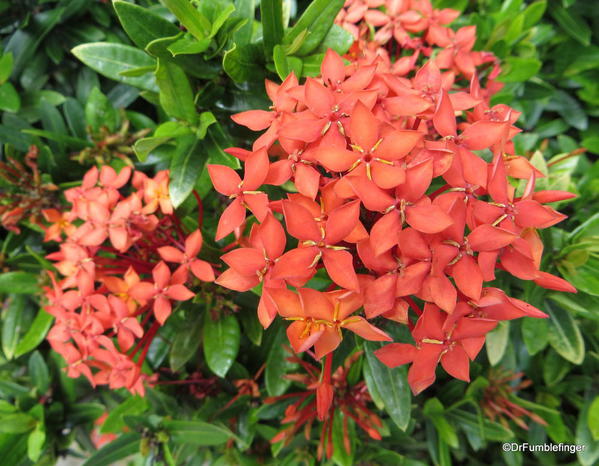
[0,0,597,465]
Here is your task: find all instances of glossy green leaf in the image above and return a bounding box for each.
[546,302,584,364]
[27,425,45,462]
[82,433,141,466]
[265,326,297,396]
[283,0,345,56]
[167,37,211,56]
[163,420,233,445]
[28,351,50,394]
[169,134,207,208]
[169,305,204,371]
[113,1,180,49]
[155,59,197,123]
[162,0,211,40]
[233,0,255,46]
[363,341,411,431]
[72,42,158,91]
[261,0,284,57]
[133,136,173,162]
[85,87,118,133]
[319,24,354,55]
[1,295,25,360]
[522,1,546,29]
[223,43,264,82]
[0,82,20,112]
[203,313,240,378]
[101,396,149,434]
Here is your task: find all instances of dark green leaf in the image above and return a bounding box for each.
[163,420,233,445]
[72,42,158,91]
[551,5,591,46]
[283,0,345,56]
[82,433,141,466]
[521,317,548,355]
[233,0,255,46]
[223,43,264,82]
[169,305,204,371]
[28,351,50,394]
[363,341,411,431]
[85,87,118,133]
[66,403,105,426]
[113,1,180,49]
[169,134,207,208]
[203,313,240,377]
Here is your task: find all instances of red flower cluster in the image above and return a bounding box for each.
[212,27,575,398]
[42,166,214,394]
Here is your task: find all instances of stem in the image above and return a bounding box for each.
[192,190,204,228]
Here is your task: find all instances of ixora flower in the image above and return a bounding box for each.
[212,12,575,413]
[42,166,214,395]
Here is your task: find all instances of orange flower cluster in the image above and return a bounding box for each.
[42,166,213,394]
[212,5,576,398]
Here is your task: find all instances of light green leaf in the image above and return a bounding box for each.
[0,82,20,112]
[161,0,211,40]
[133,136,173,162]
[0,52,13,84]
[101,397,149,434]
[486,321,510,365]
[0,414,37,433]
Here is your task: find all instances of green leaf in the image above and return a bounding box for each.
[27,425,45,462]
[169,305,204,371]
[223,43,264,82]
[578,398,599,465]
[0,272,38,294]
[163,420,233,445]
[522,1,546,29]
[66,403,105,426]
[446,409,513,442]
[72,42,158,91]
[548,91,588,131]
[521,317,548,355]
[543,348,571,386]
[239,309,263,346]
[423,398,459,448]
[133,136,173,162]
[161,0,211,40]
[546,301,585,364]
[169,134,207,208]
[101,396,149,434]
[0,52,13,84]
[145,35,220,79]
[155,59,197,123]
[318,24,354,55]
[485,321,509,366]
[113,1,180,49]
[203,313,240,377]
[363,341,411,431]
[499,57,541,83]
[261,0,284,58]
[2,295,25,360]
[233,0,255,46]
[0,82,20,113]
[0,414,36,433]
[551,5,591,46]
[82,433,141,466]
[209,4,236,38]
[588,397,599,441]
[85,87,118,133]
[167,37,211,56]
[28,351,50,394]
[265,326,297,396]
[283,0,345,56]
[14,308,53,359]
